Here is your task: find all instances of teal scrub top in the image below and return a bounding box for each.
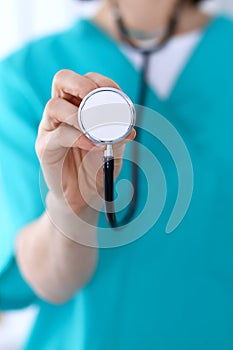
[1,15,233,350]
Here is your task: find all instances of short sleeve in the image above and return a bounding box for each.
[0,51,45,277]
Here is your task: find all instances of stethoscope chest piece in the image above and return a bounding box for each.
[78,87,135,145]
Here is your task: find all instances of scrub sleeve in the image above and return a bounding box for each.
[0,55,44,309]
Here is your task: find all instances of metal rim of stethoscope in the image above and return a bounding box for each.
[78,87,136,145]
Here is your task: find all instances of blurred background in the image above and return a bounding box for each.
[0,0,233,349]
[0,0,100,59]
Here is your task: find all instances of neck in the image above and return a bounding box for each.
[93,1,210,41]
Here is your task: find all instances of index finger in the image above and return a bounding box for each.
[52,69,98,100]
[84,72,121,90]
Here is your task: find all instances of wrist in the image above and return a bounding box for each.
[45,191,103,246]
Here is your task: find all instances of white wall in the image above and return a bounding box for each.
[0,0,100,58]
[200,0,233,14]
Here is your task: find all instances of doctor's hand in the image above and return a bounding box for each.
[36,69,135,215]
[17,70,136,304]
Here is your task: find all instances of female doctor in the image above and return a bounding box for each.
[1,0,233,349]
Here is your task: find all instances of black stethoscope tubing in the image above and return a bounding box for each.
[104,1,183,228]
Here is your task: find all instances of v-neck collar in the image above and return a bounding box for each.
[77,14,224,106]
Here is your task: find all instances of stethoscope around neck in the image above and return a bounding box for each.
[78,1,183,228]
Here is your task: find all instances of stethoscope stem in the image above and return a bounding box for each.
[103,145,117,227]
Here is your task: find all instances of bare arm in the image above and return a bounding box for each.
[14,70,134,304]
[16,208,98,304]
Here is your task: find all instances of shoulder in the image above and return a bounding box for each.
[197,15,233,73]
[0,19,93,102]
[212,14,233,32]
[0,18,89,67]
[207,14,233,51]
[0,19,92,96]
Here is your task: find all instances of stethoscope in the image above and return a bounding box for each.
[78,1,184,228]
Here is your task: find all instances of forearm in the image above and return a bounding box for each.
[16,70,125,304]
[15,205,99,304]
